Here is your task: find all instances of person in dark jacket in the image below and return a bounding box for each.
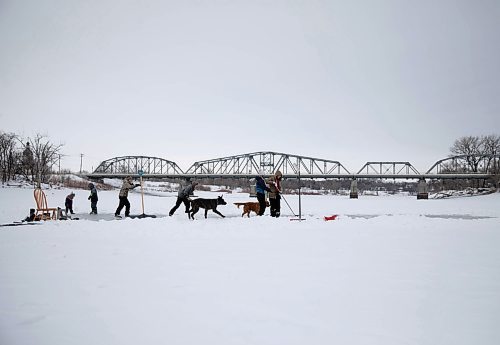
[255,170,271,216]
[266,170,283,217]
[65,192,76,215]
[169,181,198,216]
[115,176,140,217]
[88,183,98,214]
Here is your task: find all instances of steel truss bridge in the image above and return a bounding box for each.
[93,156,184,176]
[89,152,499,180]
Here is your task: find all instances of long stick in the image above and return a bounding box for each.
[281,194,298,217]
[140,176,145,215]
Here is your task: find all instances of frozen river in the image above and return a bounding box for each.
[1,186,499,345]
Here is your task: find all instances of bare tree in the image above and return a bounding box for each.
[450,136,482,172]
[449,134,500,188]
[481,134,500,173]
[0,131,19,183]
[19,134,63,187]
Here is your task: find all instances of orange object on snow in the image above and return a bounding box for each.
[324,215,338,221]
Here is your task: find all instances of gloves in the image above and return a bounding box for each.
[88,196,91,200]
[135,184,141,187]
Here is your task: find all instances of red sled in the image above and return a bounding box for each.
[324,215,338,221]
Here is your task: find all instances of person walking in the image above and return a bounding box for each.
[169,181,198,216]
[255,170,271,216]
[115,176,140,218]
[65,192,76,215]
[266,170,283,217]
[88,183,98,214]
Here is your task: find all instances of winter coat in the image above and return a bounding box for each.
[119,178,137,198]
[255,176,270,195]
[65,196,74,209]
[266,170,283,199]
[178,182,197,199]
[88,184,98,202]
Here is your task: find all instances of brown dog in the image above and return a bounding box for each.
[234,201,270,217]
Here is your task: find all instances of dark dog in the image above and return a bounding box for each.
[189,195,227,219]
[234,201,270,217]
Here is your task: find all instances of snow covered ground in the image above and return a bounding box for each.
[1,185,499,345]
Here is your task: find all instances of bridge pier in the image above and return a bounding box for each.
[350,178,358,199]
[417,178,428,199]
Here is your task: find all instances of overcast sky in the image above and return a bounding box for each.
[1,0,499,173]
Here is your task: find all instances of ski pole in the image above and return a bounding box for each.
[281,194,298,217]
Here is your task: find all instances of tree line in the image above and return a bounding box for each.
[0,131,63,186]
[429,134,500,190]
[446,134,500,173]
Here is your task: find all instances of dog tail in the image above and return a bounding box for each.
[233,203,244,208]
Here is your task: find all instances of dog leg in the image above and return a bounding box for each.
[205,209,209,219]
[213,209,225,218]
[190,206,199,220]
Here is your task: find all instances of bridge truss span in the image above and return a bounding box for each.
[185,151,351,176]
[356,162,421,176]
[93,156,184,176]
[426,154,500,175]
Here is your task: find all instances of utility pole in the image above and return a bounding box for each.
[58,154,61,174]
[298,165,302,220]
[80,154,84,174]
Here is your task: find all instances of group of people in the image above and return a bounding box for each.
[62,182,99,217]
[256,169,283,217]
[168,170,284,218]
[62,177,139,217]
[60,170,284,218]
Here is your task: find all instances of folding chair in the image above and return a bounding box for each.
[34,188,57,220]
